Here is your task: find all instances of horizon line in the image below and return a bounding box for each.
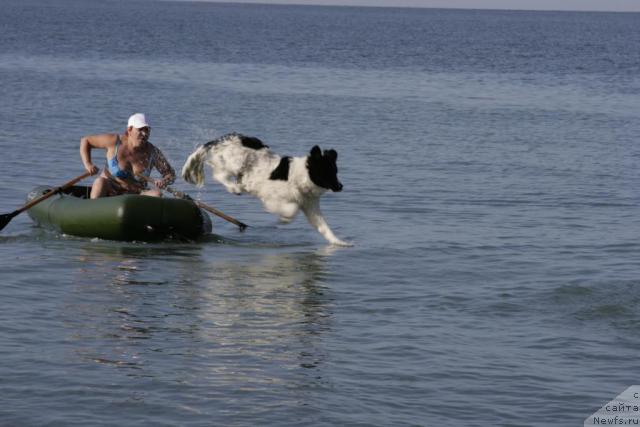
[156,0,640,13]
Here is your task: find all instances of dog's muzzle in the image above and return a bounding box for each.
[332,182,343,192]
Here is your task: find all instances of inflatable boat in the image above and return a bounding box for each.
[26,185,212,241]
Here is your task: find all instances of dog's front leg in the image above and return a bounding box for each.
[302,199,352,246]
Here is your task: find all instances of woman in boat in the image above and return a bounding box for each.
[80,113,176,199]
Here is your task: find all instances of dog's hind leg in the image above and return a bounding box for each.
[262,200,299,223]
[277,203,299,223]
[213,171,242,194]
[302,199,352,246]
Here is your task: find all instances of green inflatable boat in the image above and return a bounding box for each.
[26,185,212,241]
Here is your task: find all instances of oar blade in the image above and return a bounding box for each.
[0,211,18,232]
[0,171,92,234]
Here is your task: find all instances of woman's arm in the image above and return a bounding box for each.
[80,133,117,175]
[151,146,176,188]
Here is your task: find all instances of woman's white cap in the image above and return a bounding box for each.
[127,113,149,129]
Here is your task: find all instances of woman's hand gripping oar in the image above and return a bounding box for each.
[136,175,248,231]
[0,171,93,232]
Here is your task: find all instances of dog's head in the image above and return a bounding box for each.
[307,146,343,192]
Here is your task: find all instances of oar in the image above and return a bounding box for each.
[136,175,248,231]
[0,171,93,232]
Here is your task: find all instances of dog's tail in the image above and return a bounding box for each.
[181,144,211,187]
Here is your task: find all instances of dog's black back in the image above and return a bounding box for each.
[204,133,268,150]
[240,135,268,150]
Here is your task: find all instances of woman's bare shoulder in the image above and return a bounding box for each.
[84,133,119,148]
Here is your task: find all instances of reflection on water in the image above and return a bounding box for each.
[67,241,207,372]
[64,241,336,396]
[199,250,334,374]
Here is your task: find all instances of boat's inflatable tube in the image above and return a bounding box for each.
[26,185,212,241]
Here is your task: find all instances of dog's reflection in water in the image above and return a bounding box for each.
[196,249,336,375]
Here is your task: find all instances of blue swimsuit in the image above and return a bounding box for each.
[107,137,154,180]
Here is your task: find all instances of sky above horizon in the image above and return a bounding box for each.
[172,0,640,12]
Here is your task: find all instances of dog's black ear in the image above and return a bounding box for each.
[324,149,337,162]
[310,146,322,158]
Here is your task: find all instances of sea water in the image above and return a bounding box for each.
[1,1,640,425]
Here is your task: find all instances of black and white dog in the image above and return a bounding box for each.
[182,133,351,246]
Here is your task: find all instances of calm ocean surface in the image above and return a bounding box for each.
[1,0,640,425]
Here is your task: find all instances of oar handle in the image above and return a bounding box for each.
[137,175,248,231]
[18,171,93,214]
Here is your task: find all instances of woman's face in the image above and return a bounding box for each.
[130,126,150,144]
